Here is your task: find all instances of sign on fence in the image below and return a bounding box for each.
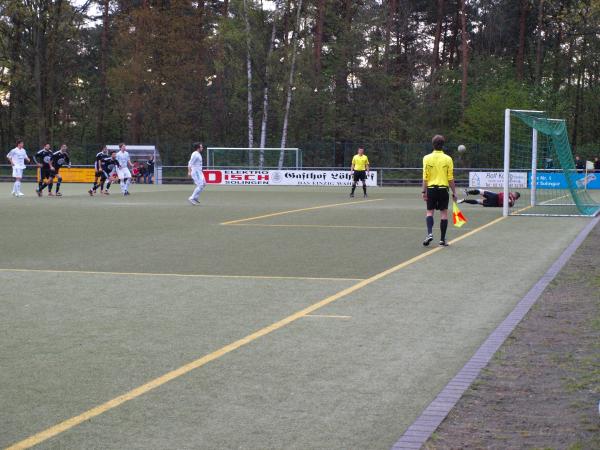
[37,167,96,183]
[203,169,378,186]
[529,171,600,189]
[269,170,377,186]
[469,171,528,189]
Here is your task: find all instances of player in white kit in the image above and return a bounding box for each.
[187,142,205,205]
[116,143,133,195]
[6,140,31,197]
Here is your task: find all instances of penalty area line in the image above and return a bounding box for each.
[220,198,384,225]
[226,223,426,231]
[5,215,504,450]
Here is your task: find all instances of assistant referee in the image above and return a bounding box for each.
[422,135,457,247]
[350,147,370,198]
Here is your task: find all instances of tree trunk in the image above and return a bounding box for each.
[313,0,325,76]
[33,17,47,146]
[259,12,278,167]
[571,66,583,151]
[279,0,303,168]
[96,0,110,143]
[384,0,397,72]
[534,0,544,85]
[7,12,23,142]
[571,36,586,151]
[282,0,291,46]
[432,0,444,75]
[516,0,528,80]
[448,7,459,69]
[459,0,468,109]
[242,0,254,164]
[213,0,229,143]
[551,2,564,92]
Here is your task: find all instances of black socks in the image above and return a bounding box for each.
[426,216,434,234]
[441,219,448,240]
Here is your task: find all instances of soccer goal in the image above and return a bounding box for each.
[503,109,600,217]
[206,147,301,169]
[107,144,163,184]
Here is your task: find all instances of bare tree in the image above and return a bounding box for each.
[259,10,278,167]
[279,0,303,169]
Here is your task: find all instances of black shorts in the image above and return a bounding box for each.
[353,170,367,182]
[482,191,500,207]
[53,167,61,175]
[426,187,450,211]
[40,167,53,180]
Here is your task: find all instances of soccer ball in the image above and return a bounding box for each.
[457,144,467,153]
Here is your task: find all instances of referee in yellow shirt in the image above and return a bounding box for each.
[350,147,370,198]
[422,135,457,247]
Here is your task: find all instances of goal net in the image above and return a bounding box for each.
[504,109,600,217]
[206,147,301,169]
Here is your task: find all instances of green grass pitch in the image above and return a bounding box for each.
[0,182,593,449]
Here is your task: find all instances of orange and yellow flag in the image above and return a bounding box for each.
[453,202,468,228]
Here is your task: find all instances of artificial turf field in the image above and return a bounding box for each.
[0,182,598,449]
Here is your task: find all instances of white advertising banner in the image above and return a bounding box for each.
[268,170,378,186]
[469,171,528,189]
[202,169,378,186]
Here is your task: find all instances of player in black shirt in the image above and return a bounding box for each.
[89,146,109,196]
[102,151,120,195]
[33,143,55,196]
[49,144,71,196]
[146,156,155,184]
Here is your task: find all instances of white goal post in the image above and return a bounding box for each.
[503,109,545,217]
[206,147,302,169]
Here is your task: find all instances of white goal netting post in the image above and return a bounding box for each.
[206,147,302,169]
[107,145,162,184]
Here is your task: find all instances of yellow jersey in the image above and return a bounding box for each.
[352,154,370,171]
[423,150,454,187]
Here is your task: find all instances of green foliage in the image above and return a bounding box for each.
[457,81,538,144]
[0,0,599,163]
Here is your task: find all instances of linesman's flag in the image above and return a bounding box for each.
[453,202,468,228]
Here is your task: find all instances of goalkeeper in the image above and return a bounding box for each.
[459,189,520,207]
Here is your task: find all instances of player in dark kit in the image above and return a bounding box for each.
[89,146,109,196]
[102,151,120,194]
[33,144,55,196]
[49,144,71,196]
[458,189,520,207]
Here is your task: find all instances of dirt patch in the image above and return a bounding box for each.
[426,224,600,450]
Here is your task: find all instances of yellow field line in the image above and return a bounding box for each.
[220,198,384,225]
[304,314,353,319]
[0,268,362,283]
[5,215,506,450]
[226,223,425,230]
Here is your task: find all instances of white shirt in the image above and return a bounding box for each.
[7,147,28,169]
[188,151,203,171]
[116,150,130,168]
